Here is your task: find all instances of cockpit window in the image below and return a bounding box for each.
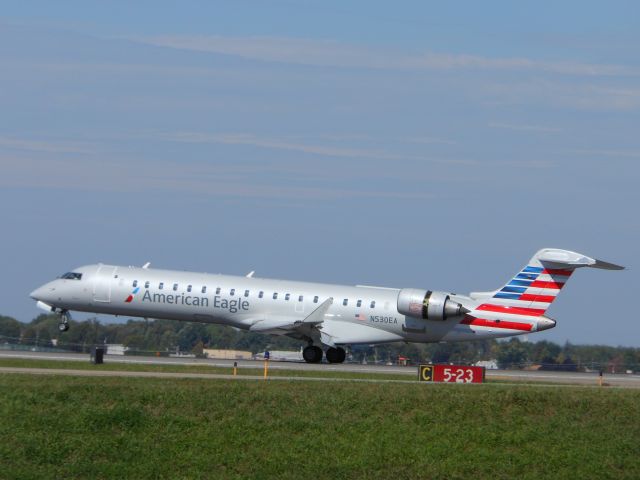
[60,272,82,280]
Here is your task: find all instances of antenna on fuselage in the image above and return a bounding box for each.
[142,262,151,269]
[246,270,255,278]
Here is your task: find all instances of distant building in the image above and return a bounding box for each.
[474,360,499,370]
[254,349,303,362]
[203,349,253,360]
[105,344,127,355]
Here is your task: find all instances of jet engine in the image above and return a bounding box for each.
[397,289,468,321]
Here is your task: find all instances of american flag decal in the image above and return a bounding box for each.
[355,313,366,321]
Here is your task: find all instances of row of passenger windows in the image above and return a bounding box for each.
[131,280,377,308]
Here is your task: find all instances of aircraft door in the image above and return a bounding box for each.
[93,265,117,303]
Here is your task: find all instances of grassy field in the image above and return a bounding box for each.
[0,372,638,479]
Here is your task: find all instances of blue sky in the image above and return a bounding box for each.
[1,1,638,345]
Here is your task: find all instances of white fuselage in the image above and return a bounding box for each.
[31,249,625,357]
[31,263,528,346]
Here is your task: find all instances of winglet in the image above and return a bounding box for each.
[304,297,334,324]
[249,298,334,333]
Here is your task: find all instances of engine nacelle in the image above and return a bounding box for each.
[397,289,468,321]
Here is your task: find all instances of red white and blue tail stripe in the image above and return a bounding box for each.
[461,248,623,334]
[487,263,573,315]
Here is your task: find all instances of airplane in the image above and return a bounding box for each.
[29,248,623,364]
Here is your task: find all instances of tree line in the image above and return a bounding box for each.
[1,313,638,371]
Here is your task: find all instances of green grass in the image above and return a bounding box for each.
[0,357,413,381]
[0,373,638,479]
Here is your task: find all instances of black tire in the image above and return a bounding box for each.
[326,347,346,364]
[58,323,69,332]
[303,345,323,363]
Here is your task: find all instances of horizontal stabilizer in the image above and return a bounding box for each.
[591,258,625,270]
[537,248,624,270]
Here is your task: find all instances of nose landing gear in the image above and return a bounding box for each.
[58,311,71,332]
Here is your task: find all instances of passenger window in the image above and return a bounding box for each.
[343,299,348,306]
[202,286,207,294]
[313,296,319,303]
[144,281,150,289]
[285,293,290,301]
[187,285,192,293]
[298,295,304,302]
[159,282,164,290]
[133,280,138,288]
[259,291,264,298]
[244,290,250,297]
[357,300,362,307]
[216,287,221,295]
[230,288,235,296]
[370,300,376,308]
[273,292,278,300]
[173,283,178,291]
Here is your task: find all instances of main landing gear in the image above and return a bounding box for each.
[303,345,323,363]
[302,345,346,364]
[58,311,70,332]
[326,347,346,364]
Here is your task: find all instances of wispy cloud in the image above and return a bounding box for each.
[488,122,562,133]
[404,136,457,145]
[567,148,640,158]
[154,131,552,169]
[0,136,95,154]
[161,132,407,160]
[475,79,640,112]
[134,35,640,77]
[0,153,435,200]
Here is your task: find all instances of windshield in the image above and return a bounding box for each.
[60,272,83,280]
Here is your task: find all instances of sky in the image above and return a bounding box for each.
[1,1,638,346]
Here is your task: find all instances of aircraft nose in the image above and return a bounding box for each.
[30,286,44,300]
[30,284,55,302]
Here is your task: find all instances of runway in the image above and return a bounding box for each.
[1,350,639,388]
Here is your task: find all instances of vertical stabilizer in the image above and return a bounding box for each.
[472,248,623,316]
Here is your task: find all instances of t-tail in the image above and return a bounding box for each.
[467,248,624,333]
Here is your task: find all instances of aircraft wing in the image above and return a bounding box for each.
[249,297,334,335]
